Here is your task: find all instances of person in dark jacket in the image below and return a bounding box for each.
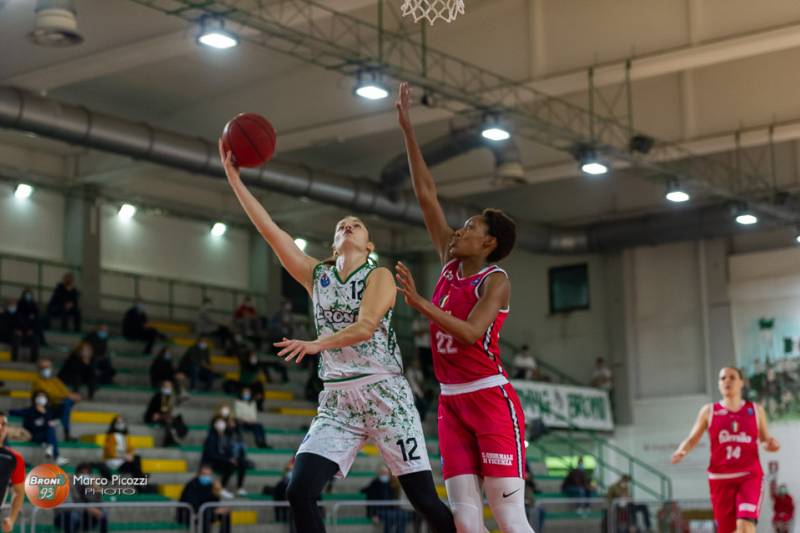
[83,325,116,385]
[46,273,81,332]
[58,342,97,400]
[236,350,265,411]
[179,339,217,391]
[9,392,66,465]
[201,416,247,497]
[143,381,186,447]
[122,302,163,354]
[149,347,188,400]
[0,301,14,344]
[55,462,108,533]
[11,288,42,362]
[361,465,408,533]
[178,465,231,533]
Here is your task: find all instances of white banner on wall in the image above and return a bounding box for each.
[511,380,614,431]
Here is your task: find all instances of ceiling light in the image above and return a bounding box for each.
[211,222,227,237]
[481,127,511,142]
[14,183,33,200]
[197,17,238,49]
[118,203,136,221]
[665,180,690,203]
[28,0,84,47]
[795,233,800,244]
[294,238,308,252]
[735,213,758,225]
[581,161,608,175]
[575,145,609,176]
[354,71,389,100]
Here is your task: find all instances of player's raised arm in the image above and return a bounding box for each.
[756,404,780,452]
[396,82,454,264]
[671,404,711,464]
[220,139,319,293]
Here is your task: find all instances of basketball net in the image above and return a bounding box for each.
[401,0,465,25]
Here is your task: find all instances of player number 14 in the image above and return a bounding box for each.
[725,445,741,460]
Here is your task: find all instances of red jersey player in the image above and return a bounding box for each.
[395,82,533,533]
[671,367,780,533]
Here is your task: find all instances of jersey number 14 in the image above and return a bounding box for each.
[725,445,741,460]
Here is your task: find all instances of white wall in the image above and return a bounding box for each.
[0,183,64,261]
[100,205,250,289]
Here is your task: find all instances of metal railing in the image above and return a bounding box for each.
[29,501,195,533]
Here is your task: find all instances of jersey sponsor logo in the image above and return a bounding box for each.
[718,429,752,444]
[739,503,757,513]
[321,308,357,324]
[718,409,728,415]
[471,278,480,285]
[731,421,739,433]
[747,408,754,415]
[320,273,331,287]
[502,488,521,498]
[481,452,513,466]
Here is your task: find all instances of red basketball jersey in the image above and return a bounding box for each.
[429,259,509,384]
[707,400,763,477]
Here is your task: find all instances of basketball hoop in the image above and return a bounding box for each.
[401,0,465,25]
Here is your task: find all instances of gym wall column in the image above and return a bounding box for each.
[64,186,102,319]
[248,229,270,309]
[700,238,735,396]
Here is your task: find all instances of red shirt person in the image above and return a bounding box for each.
[0,412,26,533]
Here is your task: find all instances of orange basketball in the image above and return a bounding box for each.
[25,463,71,509]
[221,113,277,168]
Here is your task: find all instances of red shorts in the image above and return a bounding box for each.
[438,383,526,480]
[709,474,763,533]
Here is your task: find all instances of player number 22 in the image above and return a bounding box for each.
[435,331,457,354]
[396,437,421,462]
[725,445,741,460]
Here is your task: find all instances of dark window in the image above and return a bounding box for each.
[281,268,309,314]
[549,263,589,313]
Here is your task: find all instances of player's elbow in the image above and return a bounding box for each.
[355,318,379,342]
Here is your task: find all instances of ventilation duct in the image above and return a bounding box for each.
[28,0,83,47]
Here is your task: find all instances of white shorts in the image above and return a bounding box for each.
[296,373,431,478]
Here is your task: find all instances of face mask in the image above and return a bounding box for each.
[161,388,172,396]
[35,396,48,407]
[249,356,258,365]
[98,331,108,339]
[115,423,126,432]
[214,421,227,432]
[578,464,585,471]
[136,304,143,311]
[242,393,251,401]
[220,407,230,417]
[24,293,32,302]
[41,368,52,379]
[198,342,207,350]
[164,352,172,361]
[7,306,16,314]
[81,350,92,359]
[198,475,212,486]
[378,475,390,483]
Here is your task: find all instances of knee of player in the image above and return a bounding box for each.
[450,503,484,533]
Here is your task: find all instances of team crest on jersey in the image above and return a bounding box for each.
[320,273,330,287]
[443,269,454,281]
[747,408,754,415]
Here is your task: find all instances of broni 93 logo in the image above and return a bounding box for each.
[25,464,148,508]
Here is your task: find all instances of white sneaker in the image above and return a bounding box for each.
[219,489,234,499]
[43,444,54,459]
[236,488,248,496]
[56,456,70,466]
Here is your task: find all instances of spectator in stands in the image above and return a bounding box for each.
[83,324,116,386]
[102,415,145,479]
[122,301,163,355]
[150,347,189,400]
[513,344,538,380]
[144,380,187,447]
[656,501,687,533]
[32,359,80,441]
[214,403,251,484]
[201,415,248,498]
[9,393,68,465]
[196,298,233,350]
[605,474,651,532]
[58,341,98,400]
[233,296,262,346]
[55,462,108,533]
[591,357,614,391]
[268,300,294,347]
[561,458,595,512]
[178,464,231,533]
[234,387,269,448]
[361,465,408,533]
[46,273,81,332]
[235,350,266,410]
[267,460,294,527]
[179,338,218,391]
[773,483,794,533]
[405,358,428,421]
[411,313,433,379]
[10,288,42,362]
[0,300,14,345]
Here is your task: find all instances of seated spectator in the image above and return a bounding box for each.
[58,342,98,400]
[177,464,231,533]
[149,347,189,400]
[236,350,266,411]
[513,344,538,380]
[11,289,42,362]
[102,415,145,479]
[214,404,251,483]
[201,416,248,498]
[561,458,595,511]
[196,298,233,351]
[656,501,687,533]
[144,380,187,447]
[179,338,218,392]
[234,387,269,448]
[46,273,81,332]
[9,393,68,465]
[32,359,80,441]
[233,296,262,346]
[0,300,13,345]
[361,465,408,533]
[55,462,108,533]
[773,483,794,533]
[83,325,116,385]
[605,474,651,532]
[264,460,293,525]
[404,358,428,421]
[268,300,294,345]
[122,302,163,355]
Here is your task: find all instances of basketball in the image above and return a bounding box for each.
[221,113,277,168]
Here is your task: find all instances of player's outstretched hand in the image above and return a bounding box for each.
[395,261,423,310]
[765,436,780,452]
[396,82,413,132]
[670,449,686,465]
[218,138,241,185]
[274,337,322,364]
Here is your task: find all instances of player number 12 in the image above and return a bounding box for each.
[396,437,421,462]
